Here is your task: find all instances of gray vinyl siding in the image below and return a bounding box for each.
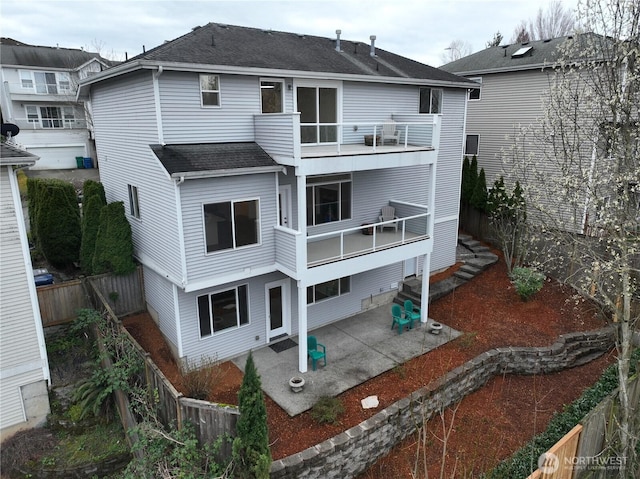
[178,272,290,361]
[343,81,418,122]
[307,263,402,330]
[180,173,278,283]
[91,72,183,282]
[431,220,459,272]
[143,266,179,351]
[465,70,550,184]
[0,167,46,429]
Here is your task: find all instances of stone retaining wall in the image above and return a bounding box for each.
[270,327,615,479]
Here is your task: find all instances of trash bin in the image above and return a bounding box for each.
[83,157,93,169]
[76,156,84,169]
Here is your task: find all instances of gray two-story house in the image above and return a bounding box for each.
[78,23,475,372]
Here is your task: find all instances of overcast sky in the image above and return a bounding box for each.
[1,0,579,67]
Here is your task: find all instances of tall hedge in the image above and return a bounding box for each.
[232,352,271,479]
[80,181,107,273]
[462,155,478,205]
[471,167,488,211]
[36,181,81,268]
[92,202,136,275]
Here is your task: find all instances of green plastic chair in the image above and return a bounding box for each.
[391,304,411,334]
[404,300,421,328]
[307,335,326,371]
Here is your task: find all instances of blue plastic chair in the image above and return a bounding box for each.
[391,304,411,334]
[308,335,326,371]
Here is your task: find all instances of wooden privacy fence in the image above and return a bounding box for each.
[527,375,639,479]
[83,278,239,457]
[38,266,145,327]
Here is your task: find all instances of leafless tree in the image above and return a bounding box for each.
[511,1,576,42]
[440,39,473,65]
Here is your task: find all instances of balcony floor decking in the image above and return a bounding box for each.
[302,143,434,158]
[307,229,427,267]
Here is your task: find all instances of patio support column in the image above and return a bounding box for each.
[421,252,431,323]
[297,280,308,373]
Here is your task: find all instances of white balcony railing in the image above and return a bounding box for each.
[6,82,77,96]
[11,118,88,130]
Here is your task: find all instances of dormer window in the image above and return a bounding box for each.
[260,79,284,113]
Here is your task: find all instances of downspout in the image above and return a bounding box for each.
[153,66,165,145]
[174,174,187,358]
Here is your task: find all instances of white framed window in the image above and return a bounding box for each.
[203,199,260,253]
[128,184,140,219]
[419,87,442,114]
[26,105,76,128]
[306,174,352,226]
[200,74,220,107]
[26,105,39,123]
[465,134,479,156]
[58,72,72,92]
[260,79,284,113]
[34,72,58,94]
[19,71,33,89]
[468,77,482,101]
[307,277,350,304]
[197,284,249,337]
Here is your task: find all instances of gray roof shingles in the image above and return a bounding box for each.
[129,22,472,84]
[1,142,39,165]
[0,39,112,69]
[150,142,279,176]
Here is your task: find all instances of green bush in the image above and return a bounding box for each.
[180,355,223,400]
[82,179,106,206]
[511,267,545,301]
[232,352,271,479]
[471,167,488,212]
[80,194,106,273]
[311,396,345,425]
[461,155,478,205]
[92,202,136,275]
[35,180,81,268]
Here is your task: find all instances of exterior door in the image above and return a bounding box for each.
[266,279,290,339]
[278,184,292,228]
[296,85,338,144]
[404,257,417,278]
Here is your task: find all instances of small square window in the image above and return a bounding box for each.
[468,77,482,101]
[20,71,33,89]
[260,80,283,113]
[465,135,479,156]
[419,88,442,114]
[197,285,249,337]
[200,74,220,107]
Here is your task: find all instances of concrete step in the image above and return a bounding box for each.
[454,270,475,281]
[457,233,473,243]
[460,238,481,249]
[459,264,481,275]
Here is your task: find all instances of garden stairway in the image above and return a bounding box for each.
[394,233,499,308]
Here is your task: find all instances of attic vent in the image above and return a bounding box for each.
[501,44,509,49]
[543,38,551,43]
[521,41,529,45]
[512,46,533,58]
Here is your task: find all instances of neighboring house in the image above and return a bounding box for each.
[0,38,111,169]
[0,143,51,440]
[441,36,578,184]
[78,23,475,372]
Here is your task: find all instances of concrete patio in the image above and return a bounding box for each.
[232,305,461,416]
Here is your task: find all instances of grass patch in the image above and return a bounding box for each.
[311,396,345,425]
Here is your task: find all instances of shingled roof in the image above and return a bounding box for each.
[441,33,606,76]
[79,22,473,90]
[150,142,280,178]
[1,142,39,166]
[0,38,112,70]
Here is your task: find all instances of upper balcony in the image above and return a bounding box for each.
[4,82,77,102]
[255,113,440,174]
[11,118,88,130]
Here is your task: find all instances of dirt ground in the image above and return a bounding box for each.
[122,256,612,476]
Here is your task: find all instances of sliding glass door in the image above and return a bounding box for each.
[297,86,337,144]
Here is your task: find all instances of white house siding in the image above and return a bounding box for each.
[431,220,459,272]
[343,81,418,123]
[0,167,49,432]
[91,72,183,283]
[180,173,279,284]
[465,70,549,184]
[143,266,179,352]
[177,272,292,362]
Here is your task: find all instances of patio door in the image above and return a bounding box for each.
[296,84,338,144]
[404,257,417,278]
[266,279,290,339]
[278,184,292,228]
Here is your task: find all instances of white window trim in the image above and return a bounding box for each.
[465,134,480,156]
[306,174,353,226]
[25,105,76,129]
[128,184,141,220]
[19,70,33,89]
[197,284,250,338]
[468,77,482,101]
[200,73,221,108]
[259,78,285,114]
[202,197,262,255]
[307,276,351,304]
[419,87,443,114]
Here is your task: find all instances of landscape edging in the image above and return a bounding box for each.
[269,326,615,479]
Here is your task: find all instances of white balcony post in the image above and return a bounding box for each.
[337,124,341,155]
[297,280,308,373]
[404,124,408,149]
[421,252,431,323]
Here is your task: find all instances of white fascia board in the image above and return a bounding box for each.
[184,264,277,293]
[78,59,476,94]
[171,165,285,180]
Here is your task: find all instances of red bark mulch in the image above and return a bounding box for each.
[122,255,613,477]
